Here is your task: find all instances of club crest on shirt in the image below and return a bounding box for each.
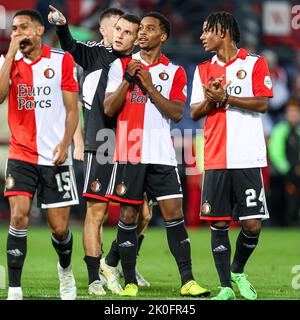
[159,71,169,81]
[264,75,272,89]
[5,175,15,190]
[116,182,127,196]
[44,68,55,79]
[201,201,211,214]
[91,180,101,192]
[236,69,247,79]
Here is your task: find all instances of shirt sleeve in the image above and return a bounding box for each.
[252,56,274,97]
[56,24,114,69]
[105,58,123,93]
[169,66,187,103]
[61,52,79,92]
[190,65,205,105]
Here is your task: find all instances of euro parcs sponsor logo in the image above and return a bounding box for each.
[0,6,6,30]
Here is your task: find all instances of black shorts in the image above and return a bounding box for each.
[200,168,269,221]
[106,163,183,205]
[4,159,79,209]
[82,152,114,202]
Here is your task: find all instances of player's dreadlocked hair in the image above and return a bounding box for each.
[205,11,240,43]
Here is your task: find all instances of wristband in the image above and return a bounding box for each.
[220,91,229,108]
[124,71,135,83]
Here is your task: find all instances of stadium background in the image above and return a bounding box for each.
[0,0,299,300]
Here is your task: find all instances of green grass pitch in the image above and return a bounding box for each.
[0,226,299,300]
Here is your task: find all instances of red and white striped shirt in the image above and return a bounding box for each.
[106,52,187,166]
[191,48,273,169]
[0,44,78,165]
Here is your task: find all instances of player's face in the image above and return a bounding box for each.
[11,16,44,55]
[112,18,138,54]
[200,21,222,52]
[100,14,121,45]
[138,17,167,51]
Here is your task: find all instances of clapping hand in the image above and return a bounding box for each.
[203,75,231,106]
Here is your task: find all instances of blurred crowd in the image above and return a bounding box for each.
[0,0,299,227]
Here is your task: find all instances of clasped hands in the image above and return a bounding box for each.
[125,60,155,93]
[202,75,231,108]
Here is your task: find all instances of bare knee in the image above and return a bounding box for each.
[9,197,30,228]
[10,213,29,229]
[10,206,29,229]
[170,206,184,220]
[86,202,107,225]
[241,219,261,235]
[50,224,69,239]
[120,205,139,224]
[159,199,184,221]
[163,207,184,221]
[211,221,230,229]
[47,207,70,239]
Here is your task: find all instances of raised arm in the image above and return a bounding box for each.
[0,34,27,103]
[49,5,113,69]
[48,5,74,53]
